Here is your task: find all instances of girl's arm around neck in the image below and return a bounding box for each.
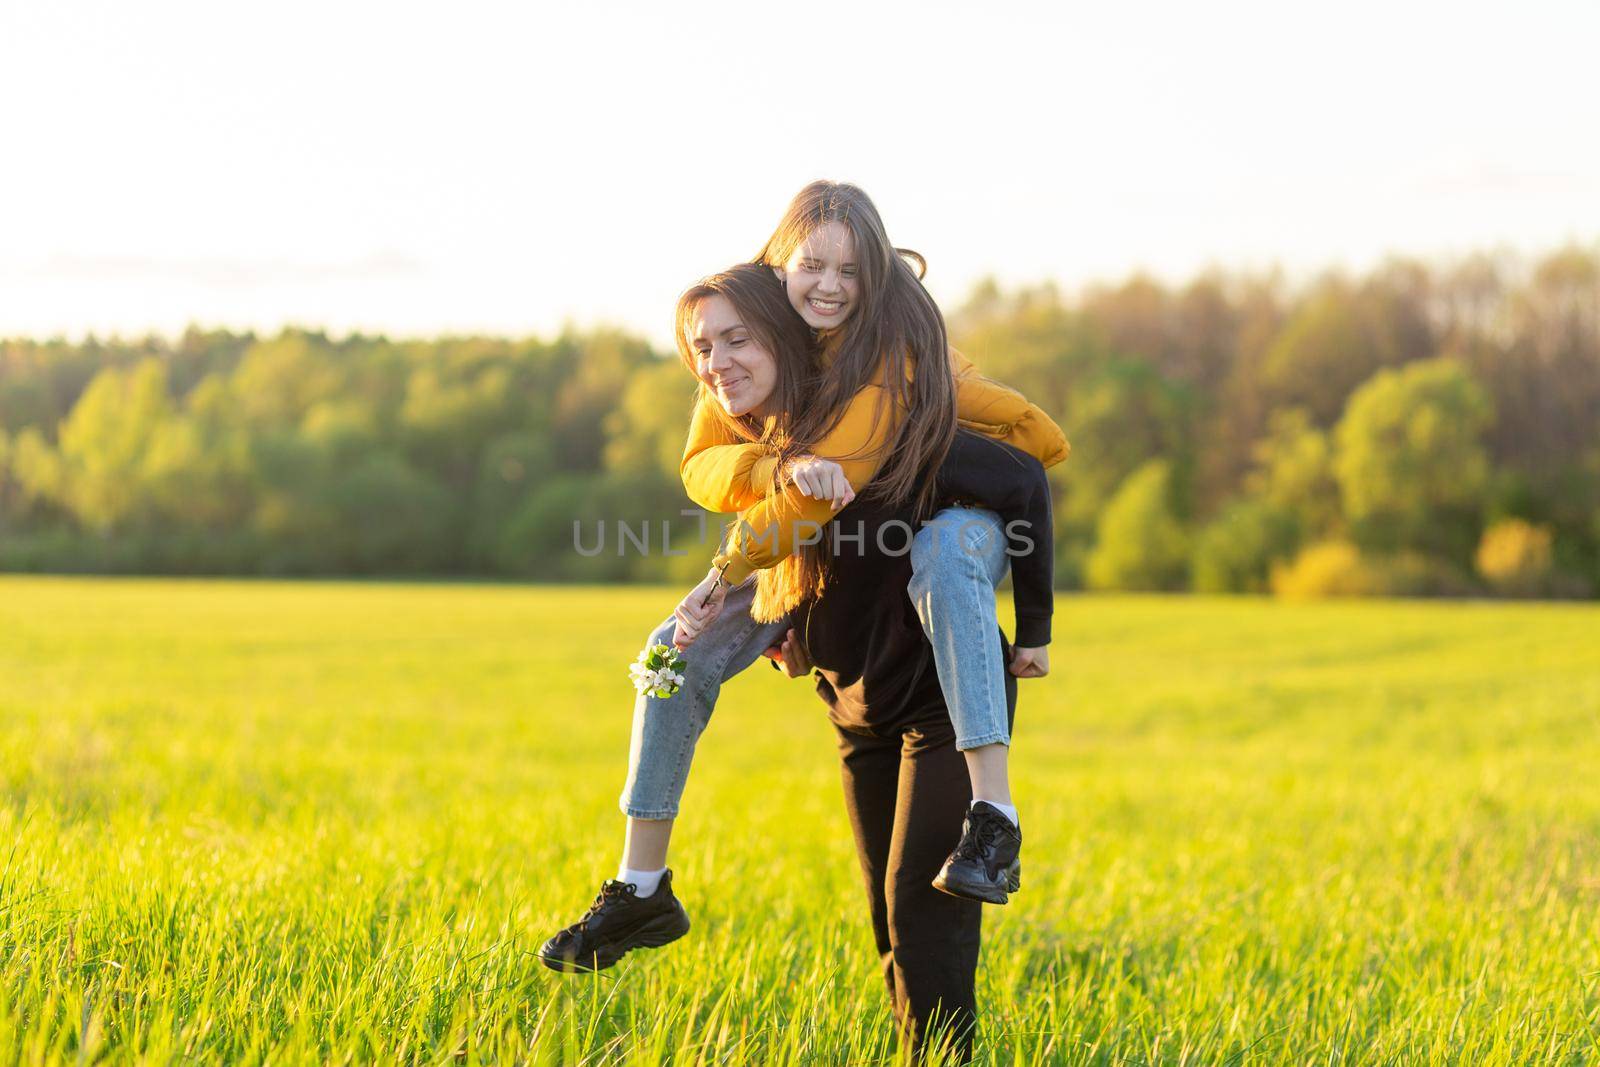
[712,381,906,585]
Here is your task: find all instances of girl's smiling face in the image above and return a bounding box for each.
[688,294,778,418]
[776,220,860,330]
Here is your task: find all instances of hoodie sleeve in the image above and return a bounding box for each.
[949,348,1071,469]
[678,396,782,514]
[711,373,906,585]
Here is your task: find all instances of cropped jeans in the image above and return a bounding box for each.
[619,506,1013,819]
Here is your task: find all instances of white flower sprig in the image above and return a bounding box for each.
[630,642,687,699]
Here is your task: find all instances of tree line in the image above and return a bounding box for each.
[1,245,1596,598]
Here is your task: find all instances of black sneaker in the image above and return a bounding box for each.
[538,871,691,973]
[932,801,1022,904]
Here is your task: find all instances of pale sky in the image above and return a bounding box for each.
[2,0,1596,348]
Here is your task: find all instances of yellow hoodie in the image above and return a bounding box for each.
[684,348,1069,585]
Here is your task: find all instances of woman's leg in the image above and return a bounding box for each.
[886,725,983,1062]
[907,508,1014,806]
[618,576,789,873]
[834,725,904,1011]
[836,719,984,1063]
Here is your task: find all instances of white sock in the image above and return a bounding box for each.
[617,866,666,898]
[975,799,1020,829]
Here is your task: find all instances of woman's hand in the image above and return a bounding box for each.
[673,567,728,650]
[786,455,856,511]
[761,628,811,678]
[1008,645,1050,678]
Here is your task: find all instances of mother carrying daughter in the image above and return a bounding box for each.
[540,183,1069,986]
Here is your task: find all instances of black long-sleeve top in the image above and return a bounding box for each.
[797,491,968,733]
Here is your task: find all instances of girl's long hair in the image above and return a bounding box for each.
[755,180,957,521]
[674,264,829,618]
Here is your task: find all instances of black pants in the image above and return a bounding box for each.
[834,641,1016,1067]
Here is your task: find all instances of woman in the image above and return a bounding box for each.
[542,263,1047,1062]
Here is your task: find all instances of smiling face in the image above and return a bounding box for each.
[775,220,861,330]
[687,294,779,418]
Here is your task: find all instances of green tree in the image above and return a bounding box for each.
[547,329,658,472]
[1260,283,1371,426]
[0,430,12,529]
[1245,407,1340,540]
[467,431,554,568]
[1191,498,1300,593]
[399,361,519,490]
[1086,460,1190,591]
[325,453,452,572]
[1058,357,1193,546]
[7,428,64,512]
[1260,273,1433,427]
[1334,357,1494,563]
[56,359,173,532]
[602,358,698,480]
[231,332,343,427]
[141,376,255,530]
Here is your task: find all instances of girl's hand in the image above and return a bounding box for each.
[1009,645,1050,678]
[673,567,728,650]
[786,455,856,511]
[761,628,811,678]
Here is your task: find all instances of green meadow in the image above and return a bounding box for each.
[1,576,1597,1064]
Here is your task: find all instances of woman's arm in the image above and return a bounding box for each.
[760,627,812,677]
[669,564,730,650]
[678,397,782,514]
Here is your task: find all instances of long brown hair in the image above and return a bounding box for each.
[755,180,956,520]
[674,265,830,618]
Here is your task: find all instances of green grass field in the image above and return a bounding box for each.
[1,576,1598,1064]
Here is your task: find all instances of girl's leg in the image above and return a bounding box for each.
[540,580,788,973]
[960,745,1011,807]
[907,508,1015,809]
[617,576,788,877]
[621,817,673,873]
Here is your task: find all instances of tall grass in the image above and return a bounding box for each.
[1,577,1597,1063]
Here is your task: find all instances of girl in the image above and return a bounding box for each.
[540,182,1068,961]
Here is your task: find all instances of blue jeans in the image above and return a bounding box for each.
[619,506,1013,818]
[906,507,1012,750]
